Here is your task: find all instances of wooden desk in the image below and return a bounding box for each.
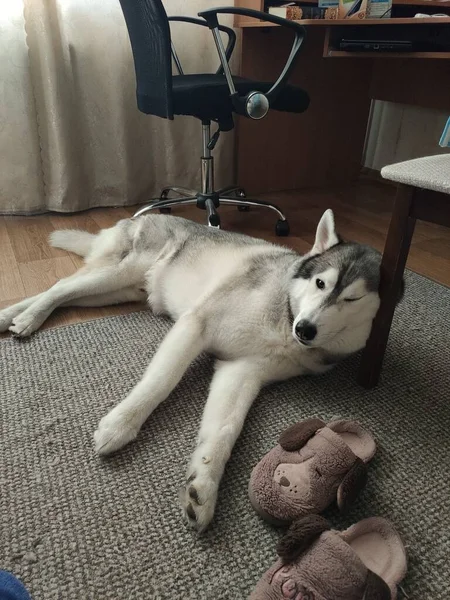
[235,1,450,193]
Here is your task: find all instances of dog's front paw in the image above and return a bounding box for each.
[9,311,41,337]
[94,410,139,455]
[0,308,15,333]
[179,472,218,533]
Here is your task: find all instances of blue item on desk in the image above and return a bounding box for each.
[439,117,450,148]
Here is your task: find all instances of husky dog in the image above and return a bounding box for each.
[0,209,382,531]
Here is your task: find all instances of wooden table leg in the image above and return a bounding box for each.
[358,185,417,389]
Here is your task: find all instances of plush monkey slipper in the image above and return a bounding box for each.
[250,516,407,600]
[249,419,376,525]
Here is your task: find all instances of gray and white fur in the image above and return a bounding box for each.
[0,209,382,531]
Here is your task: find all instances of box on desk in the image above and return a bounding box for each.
[268,3,338,19]
[337,0,368,20]
[268,0,392,20]
[367,0,392,18]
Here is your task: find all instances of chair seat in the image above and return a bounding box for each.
[381,154,450,195]
[172,74,309,129]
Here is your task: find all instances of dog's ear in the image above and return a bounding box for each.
[311,209,340,255]
[279,418,325,451]
[277,515,330,563]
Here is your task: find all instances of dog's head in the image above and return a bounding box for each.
[289,209,400,353]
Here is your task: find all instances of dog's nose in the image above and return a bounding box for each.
[295,320,317,342]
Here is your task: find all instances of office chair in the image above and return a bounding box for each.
[118,1,309,235]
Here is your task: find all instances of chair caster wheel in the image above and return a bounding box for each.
[275,219,290,236]
[238,205,250,212]
[159,207,171,214]
[208,214,221,228]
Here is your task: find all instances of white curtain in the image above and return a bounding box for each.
[0,0,236,214]
[364,101,449,171]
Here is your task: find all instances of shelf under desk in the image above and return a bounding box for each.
[322,20,450,58]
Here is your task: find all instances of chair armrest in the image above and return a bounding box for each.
[168,16,236,76]
[198,7,306,118]
[199,6,306,33]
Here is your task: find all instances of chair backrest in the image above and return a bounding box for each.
[119,0,174,119]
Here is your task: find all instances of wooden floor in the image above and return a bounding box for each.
[1,179,449,336]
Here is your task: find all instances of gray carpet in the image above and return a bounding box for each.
[1,270,449,600]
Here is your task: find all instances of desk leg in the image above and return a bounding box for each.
[358,185,416,388]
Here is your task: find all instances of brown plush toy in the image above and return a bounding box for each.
[250,516,407,600]
[249,419,376,526]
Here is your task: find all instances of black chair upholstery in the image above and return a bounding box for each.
[119,0,173,120]
[172,74,309,131]
[118,0,309,131]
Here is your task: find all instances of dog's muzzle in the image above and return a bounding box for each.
[295,320,317,345]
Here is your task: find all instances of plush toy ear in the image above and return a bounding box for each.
[311,209,340,255]
[337,458,368,512]
[362,570,391,600]
[279,418,326,452]
[277,515,330,563]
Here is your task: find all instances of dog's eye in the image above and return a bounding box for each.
[344,297,362,302]
[316,279,325,290]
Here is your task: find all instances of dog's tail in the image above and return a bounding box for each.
[49,229,97,258]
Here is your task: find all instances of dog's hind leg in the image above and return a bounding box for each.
[0,287,146,334]
[180,359,263,532]
[61,287,147,307]
[94,311,206,455]
[8,265,140,337]
[0,294,46,333]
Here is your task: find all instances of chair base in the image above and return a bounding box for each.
[132,122,290,236]
[133,187,290,236]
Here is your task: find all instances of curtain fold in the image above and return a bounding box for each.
[364,101,449,171]
[0,0,235,214]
